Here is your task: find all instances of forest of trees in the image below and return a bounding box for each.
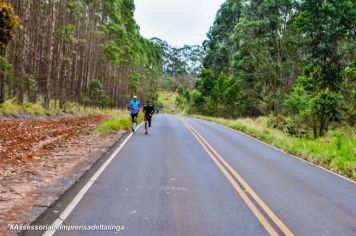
[151,37,204,91]
[1,0,355,138]
[0,0,162,109]
[179,0,355,138]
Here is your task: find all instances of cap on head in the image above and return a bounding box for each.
[133,95,137,99]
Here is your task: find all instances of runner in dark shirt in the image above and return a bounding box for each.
[143,100,155,135]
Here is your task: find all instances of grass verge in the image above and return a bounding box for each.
[0,100,47,116]
[0,99,114,116]
[191,115,356,181]
[97,113,144,134]
[0,99,134,117]
[0,99,145,134]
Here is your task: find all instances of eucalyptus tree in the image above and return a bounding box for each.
[284,0,356,137]
[231,0,301,116]
[3,0,163,108]
[0,0,21,103]
[151,37,203,91]
[203,0,243,75]
[191,0,354,137]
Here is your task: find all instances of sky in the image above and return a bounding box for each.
[134,0,225,47]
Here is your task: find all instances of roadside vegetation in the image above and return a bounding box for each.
[0,0,163,138]
[0,0,162,111]
[0,98,112,116]
[192,115,356,181]
[177,0,354,138]
[0,97,122,116]
[157,92,183,114]
[97,113,144,134]
[0,98,139,134]
[173,0,355,180]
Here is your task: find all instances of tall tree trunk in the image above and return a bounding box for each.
[0,72,5,104]
[43,0,56,109]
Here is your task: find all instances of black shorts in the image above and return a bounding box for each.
[144,115,152,122]
[131,113,138,120]
[144,115,152,127]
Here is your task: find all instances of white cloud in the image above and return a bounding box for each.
[134,0,225,47]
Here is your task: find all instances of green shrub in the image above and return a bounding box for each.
[267,114,287,130]
[0,99,22,115]
[97,113,144,134]
[23,102,46,115]
[63,102,82,114]
[97,118,131,134]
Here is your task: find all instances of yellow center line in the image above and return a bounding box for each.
[180,118,294,236]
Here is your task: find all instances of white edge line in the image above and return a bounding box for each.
[43,123,144,236]
[188,116,356,185]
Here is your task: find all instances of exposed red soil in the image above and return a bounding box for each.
[0,116,105,167]
[0,116,124,236]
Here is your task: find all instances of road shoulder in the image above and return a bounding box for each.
[0,119,129,236]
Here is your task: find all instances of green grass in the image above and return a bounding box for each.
[0,99,22,115]
[23,102,46,115]
[97,113,144,134]
[191,115,356,181]
[0,99,146,135]
[0,99,47,116]
[158,91,183,114]
[0,92,182,116]
[0,99,124,116]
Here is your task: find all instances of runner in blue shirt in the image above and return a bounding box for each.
[128,95,141,132]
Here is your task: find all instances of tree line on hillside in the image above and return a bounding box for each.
[0,0,162,109]
[151,38,204,92]
[178,0,355,138]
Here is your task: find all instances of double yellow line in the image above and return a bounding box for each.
[180,119,294,236]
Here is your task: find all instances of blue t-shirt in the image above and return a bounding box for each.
[129,100,140,114]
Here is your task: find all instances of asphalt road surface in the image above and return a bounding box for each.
[37,115,356,236]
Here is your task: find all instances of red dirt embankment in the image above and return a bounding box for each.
[0,116,124,236]
[0,116,104,166]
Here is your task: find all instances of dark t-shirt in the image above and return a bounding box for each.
[143,105,155,117]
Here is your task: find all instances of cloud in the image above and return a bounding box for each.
[134,0,224,47]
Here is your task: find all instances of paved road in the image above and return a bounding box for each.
[43,115,356,236]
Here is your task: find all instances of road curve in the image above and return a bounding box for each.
[30,115,356,236]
